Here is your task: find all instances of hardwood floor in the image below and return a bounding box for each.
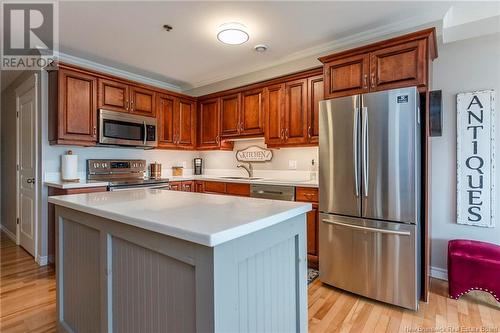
[1,231,498,333]
[0,232,56,332]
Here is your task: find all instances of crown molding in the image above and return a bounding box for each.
[54,51,183,93]
[185,13,444,91]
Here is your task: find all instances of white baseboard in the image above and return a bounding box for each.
[36,255,48,266]
[430,266,448,281]
[1,224,17,243]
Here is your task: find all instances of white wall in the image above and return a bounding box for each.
[430,33,500,273]
[201,139,318,176]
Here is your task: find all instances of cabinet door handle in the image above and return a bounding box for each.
[280,128,285,140]
[285,128,289,140]
[125,100,129,110]
[308,126,312,139]
[215,135,220,144]
[363,74,368,89]
[93,126,97,136]
[371,73,375,89]
[130,100,134,111]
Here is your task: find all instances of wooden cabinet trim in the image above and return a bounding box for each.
[318,27,437,63]
[55,62,195,101]
[199,67,323,100]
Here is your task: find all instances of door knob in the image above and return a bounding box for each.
[26,178,35,184]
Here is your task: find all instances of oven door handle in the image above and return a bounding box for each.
[109,184,171,191]
[143,121,147,146]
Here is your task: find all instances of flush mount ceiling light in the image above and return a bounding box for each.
[217,23,249,45]
[254,44,268,52]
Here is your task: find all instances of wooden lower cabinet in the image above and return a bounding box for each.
[195,181,204,193]
[203,181,226,194]
[225,183,250,197]
[168,181,194,192]
[48,186,108,265]
[181,180,195,192]
[296,187,319,269]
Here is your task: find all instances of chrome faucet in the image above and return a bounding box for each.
[237,163,253,178]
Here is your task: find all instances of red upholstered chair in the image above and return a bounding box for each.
[448,239,500,302]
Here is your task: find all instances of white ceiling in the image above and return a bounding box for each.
[57,1,459,92]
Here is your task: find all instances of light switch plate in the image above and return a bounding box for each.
[288,160,297,170]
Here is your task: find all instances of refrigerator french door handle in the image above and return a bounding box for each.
[362,106,369,197]
[353,105,360,197]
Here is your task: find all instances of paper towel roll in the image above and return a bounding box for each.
[61,151,78,181]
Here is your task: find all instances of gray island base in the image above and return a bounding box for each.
[51,190,309,333]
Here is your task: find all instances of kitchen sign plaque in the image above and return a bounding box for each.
[456,90,496,228]
[236,145,273,163]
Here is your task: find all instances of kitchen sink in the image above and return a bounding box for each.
[219,176,263,180]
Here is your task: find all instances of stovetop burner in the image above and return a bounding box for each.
[87,159,169,190]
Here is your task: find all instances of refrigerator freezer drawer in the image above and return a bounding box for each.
[319,214,419,310]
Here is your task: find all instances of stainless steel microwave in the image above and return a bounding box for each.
[98,109,157,148]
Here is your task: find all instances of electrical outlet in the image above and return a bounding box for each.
[288,160,297,170]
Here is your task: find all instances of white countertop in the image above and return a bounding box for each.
[48,189,312,247]
[44,179,109,189]
[169,175,319,188]
[45,175,318,189]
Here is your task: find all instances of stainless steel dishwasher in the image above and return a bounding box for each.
[250,184,295,201]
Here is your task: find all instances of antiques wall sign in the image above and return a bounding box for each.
[457,90,495,228]
[236,145,273,163]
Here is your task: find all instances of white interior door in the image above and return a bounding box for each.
[17,76,38,257]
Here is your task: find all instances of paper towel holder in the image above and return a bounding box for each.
[61,150,79,182]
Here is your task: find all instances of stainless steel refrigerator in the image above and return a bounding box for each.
[319,86,421,310]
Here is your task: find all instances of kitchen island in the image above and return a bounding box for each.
[49,189,311,333]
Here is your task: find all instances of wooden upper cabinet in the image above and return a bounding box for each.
[98,78,129,113]
[130,86,156,117]
[370,39,426,92]
[220,93,240,137]
[320,28,437,98]
[157,94,176,148]
[284,79,308,145]
[198,98,220,149]
[157,94,196,149]
[307,75,323,144]
[177,98,196,148]
[240,88,264,136]
[264,84,285,146]
[323,53,370,99]
[49,68,97,146]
